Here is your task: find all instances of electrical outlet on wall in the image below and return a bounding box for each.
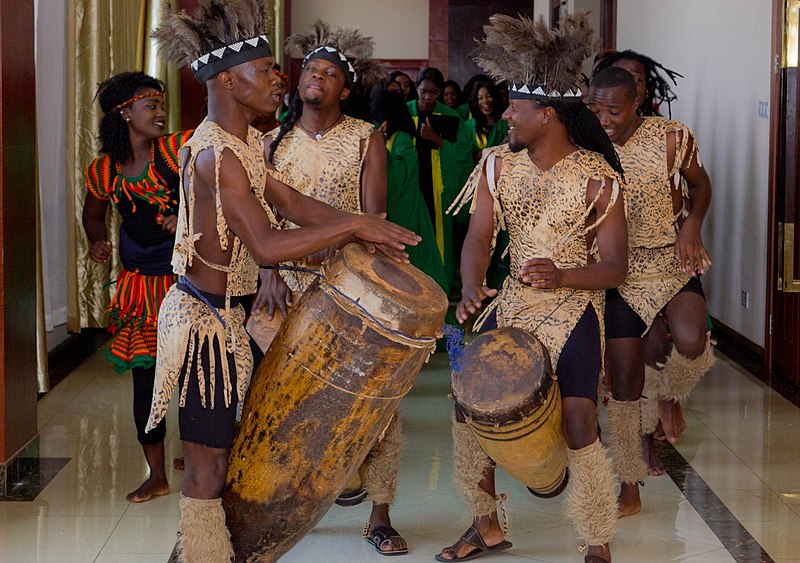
[758,101,769,119]
[741,291,749,308]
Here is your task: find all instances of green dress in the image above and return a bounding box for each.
[407,100,474,292]
[456,103,472,122]
[465,118,509,153]
[464,118,511,290]
[385,131,449,294]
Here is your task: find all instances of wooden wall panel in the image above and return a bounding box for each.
[0,0,38,462]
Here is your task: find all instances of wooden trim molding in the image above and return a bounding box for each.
[428,0,448,74]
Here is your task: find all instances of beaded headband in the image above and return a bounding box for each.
[189,35,273,82]
[111,91,163,114]
[273,69,288,83]
[303,46,358,86]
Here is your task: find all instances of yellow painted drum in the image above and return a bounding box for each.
[222,243,448,561]
[451,327,569,498]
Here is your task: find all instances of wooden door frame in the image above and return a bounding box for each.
[766,0,785,372]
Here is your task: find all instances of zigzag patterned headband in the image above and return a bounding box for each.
[303,46,358,86]
[509,82,583,101]
[190,35,273,82]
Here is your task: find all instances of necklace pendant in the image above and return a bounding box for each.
[315,132,323,140]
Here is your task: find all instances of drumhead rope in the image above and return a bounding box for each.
[264,265,440,350]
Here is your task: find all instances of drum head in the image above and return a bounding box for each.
[452,327,552,423]
[322,243,448,338]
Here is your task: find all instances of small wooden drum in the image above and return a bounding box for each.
[452,327,569,498]
[223,243,448,561]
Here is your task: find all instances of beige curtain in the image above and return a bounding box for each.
[66,0,179,332]
[36,165,49,393]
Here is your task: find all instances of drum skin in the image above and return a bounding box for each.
[222,244,447,562]
[452,327,569,496]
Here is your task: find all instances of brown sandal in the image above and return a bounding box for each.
[434,525,512,562]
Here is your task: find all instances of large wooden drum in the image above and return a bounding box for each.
[451,327,569,497]
[223,243,448,562]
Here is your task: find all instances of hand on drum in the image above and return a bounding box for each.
[253,268,293,319]
[519,258,564,289]
[456,285,498,323]
[353,213,420,263]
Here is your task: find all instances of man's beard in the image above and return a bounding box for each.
[509,138,526,152]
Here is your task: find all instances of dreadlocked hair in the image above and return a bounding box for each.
[592,50,682,117]
[269,89,303,163]
[539,99,624,181]
[96,72,165,164]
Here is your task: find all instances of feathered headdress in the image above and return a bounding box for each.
[474,12,596,101]
[153,0,273,82]
[286,20,388,88]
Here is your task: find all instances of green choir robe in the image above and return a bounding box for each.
[385,131,449,294]
[407,100,473,292]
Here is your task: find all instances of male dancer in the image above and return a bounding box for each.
[253,22,409,556]
[588,66,713,516]
[438,14,627,563]
[146,2,419,560]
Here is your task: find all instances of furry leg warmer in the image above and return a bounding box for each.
[565,439,618,547]
[365,414,404,505]
[664,336,716,403]
[176,493,234,563]
[452,418,496,517]
[607,399,647,484]
[640,365,665,434]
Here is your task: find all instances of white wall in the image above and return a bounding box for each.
[290,0,429,60]
[617,0,773,346]
[35,0,68,332]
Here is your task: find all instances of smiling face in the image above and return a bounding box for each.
[477,86,495,118]
[443,84,459,108]
[417,79,440,112]
[502,98,548,152]
[588,85,639,145]
[299,57,350,108]
[121,88,166,140]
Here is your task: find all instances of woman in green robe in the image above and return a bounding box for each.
[464,79,511,290]
[371,85,448,293]
[407,68,474,293]
[464,79,509,158]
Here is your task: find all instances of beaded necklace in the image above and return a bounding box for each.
[110,141,172,214]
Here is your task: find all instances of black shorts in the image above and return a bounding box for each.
[176,284,264,450]
[605,276,706,340]
[478,304,601,402]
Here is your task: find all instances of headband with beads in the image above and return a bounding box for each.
[111,91,164,114]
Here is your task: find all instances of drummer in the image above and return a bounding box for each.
[438,14,627,563]
[252,23,411,556]
[145,2,419,560]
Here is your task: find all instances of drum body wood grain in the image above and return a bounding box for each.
[223,244,447,562]
[452,327,569,497]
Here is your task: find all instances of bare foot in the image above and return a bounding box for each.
[126,476,169,503]
[617,482,641,518]
[586,543,611,562]
[641,433,664,476]
[658,399,685,443]
[436,514,507,561]
[671,401,687,440]
[173,457,184,471]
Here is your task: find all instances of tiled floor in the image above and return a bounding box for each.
[2,348,799,562]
